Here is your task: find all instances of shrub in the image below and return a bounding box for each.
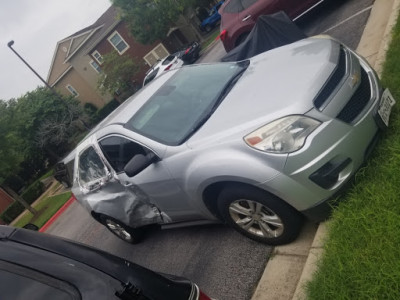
[21,181,45,205]
[0,201,24,224]
[94,99,120,122]
[84,102,98,115]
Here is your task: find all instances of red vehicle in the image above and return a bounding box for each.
[219,0,324,52]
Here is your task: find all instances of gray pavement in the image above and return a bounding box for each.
[46,201,272,300]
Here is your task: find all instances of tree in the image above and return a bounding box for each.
[0,88,87,219]
[112,0,196,44]
[0,99,37,215]
[14,87,84,162]
[0,100,24,184]
[97,51,141,96]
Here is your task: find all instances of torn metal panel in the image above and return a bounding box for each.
[72,137,170,228]
[77,180,166,228]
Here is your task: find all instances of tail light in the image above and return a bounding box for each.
[219,29,227,41]
[198,289,211,300]
[185,48,190,54]
[164,64,173,71]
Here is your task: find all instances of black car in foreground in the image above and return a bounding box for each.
[0,226,211,300]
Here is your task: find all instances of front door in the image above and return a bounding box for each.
[98,135,201,222]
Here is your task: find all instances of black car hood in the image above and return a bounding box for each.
[1,226,194,300]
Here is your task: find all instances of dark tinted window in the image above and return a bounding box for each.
[223,0,258,13]
[0,267,79,300]
[99,136,147,173]
[143,68,160,86]
[162,55,175,65]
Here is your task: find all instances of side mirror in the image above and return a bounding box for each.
[124,153,158,177]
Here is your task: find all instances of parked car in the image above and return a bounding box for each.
[219,0,324,51]
[71,36,395,245]
[143,54,184,87]
[0,226,211,300]
[175,41,202,64]
[199,1,224,32]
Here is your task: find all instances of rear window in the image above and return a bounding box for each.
[223,0,258,13]
[162,55,175,65]
[143,68,160,86]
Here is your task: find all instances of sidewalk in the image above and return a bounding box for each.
[252,1,400,299]
[9,179,66,226]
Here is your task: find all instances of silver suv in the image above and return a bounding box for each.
[72,36,395,245]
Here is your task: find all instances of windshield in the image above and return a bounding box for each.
[126,62,249,145]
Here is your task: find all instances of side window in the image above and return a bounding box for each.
[78,147,108,185]
[0,265,80,300]
[99,136,148,173]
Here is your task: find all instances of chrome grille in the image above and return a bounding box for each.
[336,68,371,123]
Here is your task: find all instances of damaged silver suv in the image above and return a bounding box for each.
[72,36,395,245]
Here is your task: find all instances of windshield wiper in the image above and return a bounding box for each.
[187,61,250,138]
[211,64,249,112]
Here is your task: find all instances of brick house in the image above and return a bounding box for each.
[47,5,191,108]
[0,188,14,225]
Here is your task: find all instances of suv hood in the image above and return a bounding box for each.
[189,37,339,144]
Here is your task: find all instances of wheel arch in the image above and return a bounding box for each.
[202,181,295,221]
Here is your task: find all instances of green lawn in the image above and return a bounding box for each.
[38,168,54,181]
[306,15,400,300]
[13,192,72,229]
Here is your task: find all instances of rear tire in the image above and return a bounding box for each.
[100,215,144,244]
[217,186,303,245]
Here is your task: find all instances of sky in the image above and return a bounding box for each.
[0,0,112,101]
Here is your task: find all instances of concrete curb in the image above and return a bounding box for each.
[39,195,76,232]
[252,1,400,299]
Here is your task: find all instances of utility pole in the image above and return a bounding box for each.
[7,40,90,129]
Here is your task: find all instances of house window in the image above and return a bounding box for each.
[92,50,103,64]
[66,84,79,97]
[108,31,129,54]
[143,43,169,66]
[90,60,102,73]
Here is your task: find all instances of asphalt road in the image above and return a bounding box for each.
[47,1,375,299]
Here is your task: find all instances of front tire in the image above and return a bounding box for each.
[100,215,144,244]
[217,186,303,245]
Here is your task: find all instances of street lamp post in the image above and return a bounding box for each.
[7,40,61,97]
[7,40,90,129]
[8,40,53,89]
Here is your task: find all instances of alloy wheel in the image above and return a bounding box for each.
[105,219,132,242]
[228,199,284,238]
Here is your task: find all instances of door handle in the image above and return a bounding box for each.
[242,15,251,22]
